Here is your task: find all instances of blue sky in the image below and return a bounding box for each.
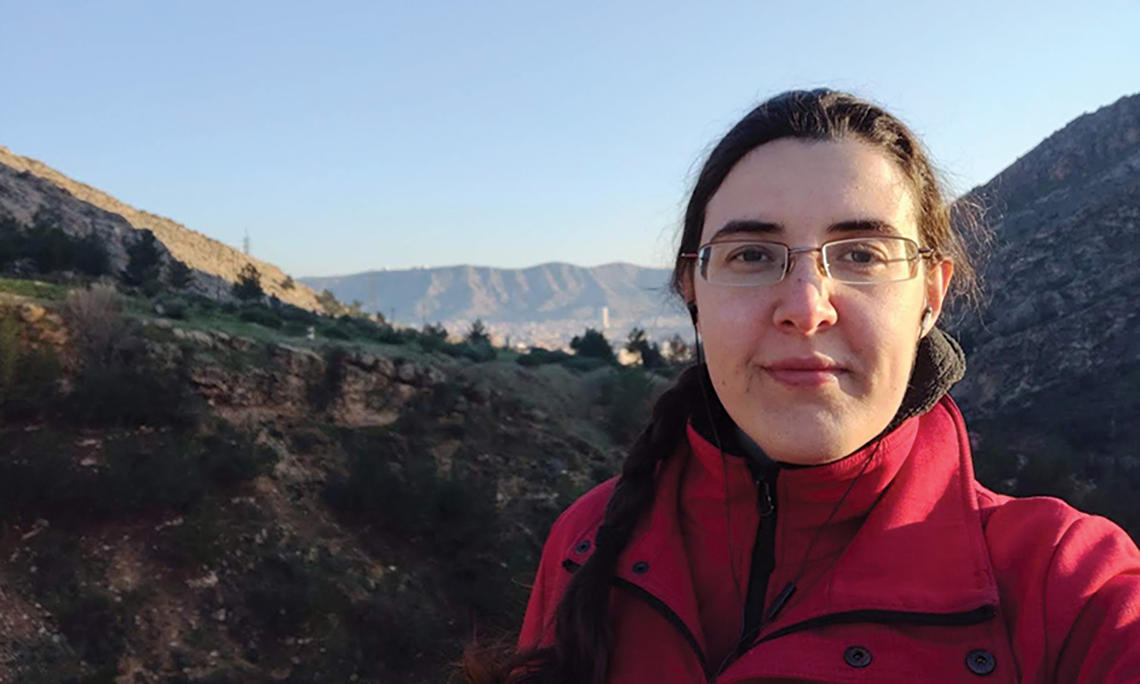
[1,1,1137,277]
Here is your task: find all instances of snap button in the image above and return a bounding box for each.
[843,645,871,668]
[966,649,995,676]
[631,561,649,575]
[574,540,591,554]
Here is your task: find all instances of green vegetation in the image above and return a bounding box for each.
[570,327,615,363]
[625,326,663,369]
[122,228,163,289]
[232,263,265,302]
[0,214,110,277]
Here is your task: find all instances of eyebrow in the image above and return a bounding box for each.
[709,218,902,242]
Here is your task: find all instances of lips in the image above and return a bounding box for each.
[762,356,847,387]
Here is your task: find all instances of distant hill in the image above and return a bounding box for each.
[303,262,690,348]
[948,93,1139,527]
[0,146,322,311]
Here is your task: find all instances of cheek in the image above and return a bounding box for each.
[698,294,768,363]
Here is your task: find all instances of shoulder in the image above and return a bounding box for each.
[974,482,1135,562]
[542,476,618,560]
[973,483,1140,679]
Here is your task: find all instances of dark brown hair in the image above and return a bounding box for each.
[465,88,983,684]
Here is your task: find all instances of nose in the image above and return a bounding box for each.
[771,251,838,334]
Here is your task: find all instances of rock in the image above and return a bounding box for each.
[375,357,396,378]
[423,367,445,386]
[230,336,255,351]
[185,330,213,347]
[396,362,418,383]
[18,303,46,323]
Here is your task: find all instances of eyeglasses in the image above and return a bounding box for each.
[681,236,935,287]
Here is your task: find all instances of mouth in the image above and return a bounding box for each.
[761,357,847,388]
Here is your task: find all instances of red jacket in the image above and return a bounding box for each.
[519,397,1140,682]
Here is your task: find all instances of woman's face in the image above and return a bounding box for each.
[690,138,952,465]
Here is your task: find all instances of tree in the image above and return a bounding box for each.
[232,263,265,302]
[570,328,615,363]
[317,289,344,316]
[663,333,694,365]
[122,229,162,287]
[466,318,491,345]
[280,275,295,290]
[420,322,448,351]
[167,260,193,289]
[625,327,663,369]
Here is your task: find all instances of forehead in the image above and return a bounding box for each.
[701,138,918,244]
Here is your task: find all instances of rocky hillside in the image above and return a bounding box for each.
[948,93,1139,527]
[0,146,322,310]
[0,279,651,682]
[303,262,687,348]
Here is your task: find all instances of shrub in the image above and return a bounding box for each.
[154,295,189,320]
[51,589,131,670]
[317,289,344,316]
[64,291,204,429]
[418,322,449,352]
[244,555,346,636]
[466,318,491,345]
[196,424,277,485]
[516,347,572,367]
[62,284,123,361]
[122,229,162,287]
[232,263,264,302]
[601,367,655,444]
[238,306,283,329]
[0,314,61,420]
[625,327,663,369]
[95,436,205,514]
[443,341,496,363]
[347,585,445,673]
[570,328,615,363]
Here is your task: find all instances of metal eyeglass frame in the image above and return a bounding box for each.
[679,235,936,286]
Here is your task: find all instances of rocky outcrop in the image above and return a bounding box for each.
[0,146,323,311]
[950,94,1139,415]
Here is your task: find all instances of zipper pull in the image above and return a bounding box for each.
[756,479,774,517]
[766,582,796,622]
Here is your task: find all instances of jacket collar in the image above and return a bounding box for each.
[685,396,999,629]
[562,395,1000,647]
[561,330,995,644]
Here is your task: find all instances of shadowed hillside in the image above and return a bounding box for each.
[949,93,1140,533]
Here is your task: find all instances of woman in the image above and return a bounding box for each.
[476,90,1140,683]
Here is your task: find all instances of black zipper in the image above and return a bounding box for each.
[717,471,778,674]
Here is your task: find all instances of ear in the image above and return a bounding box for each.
[922,258,954,336]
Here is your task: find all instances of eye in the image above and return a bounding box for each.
[832,240,889,266]
[725,244,778,264]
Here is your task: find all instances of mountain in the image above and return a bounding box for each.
[0,146,322,310]
[948,93,1139,526]
[303,262,690,347]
